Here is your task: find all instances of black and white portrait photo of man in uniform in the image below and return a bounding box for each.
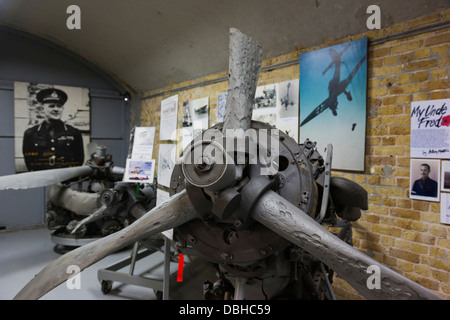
[14,82,91,173]
[22,88,84,171]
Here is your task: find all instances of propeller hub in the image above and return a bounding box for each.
[182,140,236,191]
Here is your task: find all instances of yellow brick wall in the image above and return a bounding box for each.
[141,9,450,299]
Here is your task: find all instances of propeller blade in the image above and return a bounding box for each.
[0,166,94,190]
[71,205,109,235]
[252,190,443,300]
[14,189,197,300]
[222,28,262,132]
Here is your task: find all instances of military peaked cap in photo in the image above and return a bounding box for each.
[36,88,68,105]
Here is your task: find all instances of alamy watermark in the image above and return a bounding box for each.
[65,4,381,31]
[66,5,81,30]
[367,5,381,30]
[66,265,81,290]
[66,4,381,31]
[366,264,381,289]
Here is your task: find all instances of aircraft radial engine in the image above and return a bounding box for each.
[170,121,364,299]
[46,145,156,246]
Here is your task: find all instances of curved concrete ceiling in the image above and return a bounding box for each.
[0,0,448,94]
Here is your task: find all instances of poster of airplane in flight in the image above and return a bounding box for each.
[299,38,367,171]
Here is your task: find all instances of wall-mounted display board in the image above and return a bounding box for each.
[299,38,368,171]
[182,97,209,149]
[440,193,450,224]
[409,99,450,225]
[123,126,155,183]
[217,92,227,123]
[410,99,450,159]
[252,83,277,126]
[156,188,173,239]
[123,159,155,183]
[277,80,299,142]
[131,126,155,159]
[441,161,450,224]
[160,95,178,141]
[14,82,90,173]
[157,143,176,188]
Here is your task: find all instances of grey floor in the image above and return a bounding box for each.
[0,227,166,300]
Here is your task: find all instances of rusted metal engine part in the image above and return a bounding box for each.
[46,147,155,239]
[170,121,361,299]
[47,182,155,238]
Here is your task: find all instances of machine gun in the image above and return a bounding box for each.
[11,28,442,300]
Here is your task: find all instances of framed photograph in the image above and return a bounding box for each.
[182,97,209,148]
[440,192,450,224]
[277,80,299,142]
[252,83,277,126]
[410,158,440,202]
[277,80,299,119]
[299,38,367,171]
[14,82,90,173]
[441,160,450,191]
[188,97,209,138]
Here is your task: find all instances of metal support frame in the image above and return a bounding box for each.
[234,277,246,300]
[97,238,175,299]
[163,238,171,300]
[320,263,336,300]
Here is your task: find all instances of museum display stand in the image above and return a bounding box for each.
[97,238,178,299]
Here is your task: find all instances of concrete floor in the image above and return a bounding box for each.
[0,227,167,300]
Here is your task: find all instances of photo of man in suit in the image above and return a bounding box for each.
[410,160,440,201]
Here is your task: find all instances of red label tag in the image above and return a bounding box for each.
[177,252,184,282]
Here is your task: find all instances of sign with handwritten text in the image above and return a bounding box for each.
[410,99,450,159]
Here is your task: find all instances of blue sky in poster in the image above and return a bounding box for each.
[299,37,367,171]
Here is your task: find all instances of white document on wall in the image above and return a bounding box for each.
[277,80,299,120]
[160,95,178,141]
[131,126,155,159]
[156,188,173,239]
[410,99,450,159]
[157,143,176,188]
[440,192,450,225]
[186,97,209,139]
[252,83,278,126]
[277,117,299,142]
[217,92,227,123]
[182,126,194,151]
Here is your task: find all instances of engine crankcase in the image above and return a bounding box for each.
[170,121,319,276]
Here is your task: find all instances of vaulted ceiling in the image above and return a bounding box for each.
[0,0,448,94]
